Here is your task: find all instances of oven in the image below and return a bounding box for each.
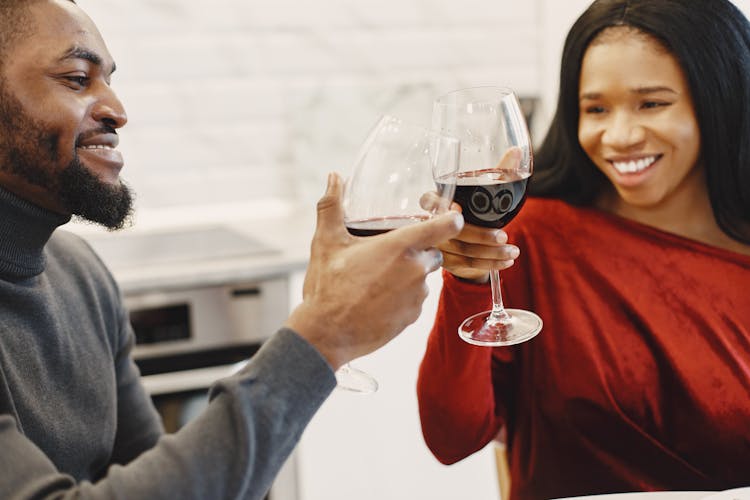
[124,277,298,500]
[85,226,301,500]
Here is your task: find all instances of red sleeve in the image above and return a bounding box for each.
[417,270,516,464]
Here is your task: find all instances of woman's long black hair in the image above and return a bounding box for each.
[531,0,750,244]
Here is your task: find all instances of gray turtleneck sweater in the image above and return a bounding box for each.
[0,186,336,499]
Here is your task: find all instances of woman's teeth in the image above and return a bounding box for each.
[612,155,657,174]
[78,145,114,150]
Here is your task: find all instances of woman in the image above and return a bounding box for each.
[417,1,750,499]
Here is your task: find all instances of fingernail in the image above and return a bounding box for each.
[508,245,520,259]
[434,250,444,270]
[450,211,464,230]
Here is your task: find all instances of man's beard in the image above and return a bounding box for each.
[0,85,134,230]
[57,157,134,230]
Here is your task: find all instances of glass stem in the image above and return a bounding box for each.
[489,270,512,323]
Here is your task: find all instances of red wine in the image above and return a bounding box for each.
[440,169,529,228]
[346,215,429,237]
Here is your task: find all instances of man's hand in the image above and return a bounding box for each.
[285,173,464,370]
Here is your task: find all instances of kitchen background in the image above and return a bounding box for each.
[71,1,750,499]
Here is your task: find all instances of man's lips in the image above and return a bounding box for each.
[76,133,123,172]
[76,147,124,181]
[77,129,119,148]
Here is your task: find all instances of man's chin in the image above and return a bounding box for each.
[72,211,133,231]
[57,162,135,231]
[75,185,133,231]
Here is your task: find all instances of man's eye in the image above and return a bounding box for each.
[65,76,90,87]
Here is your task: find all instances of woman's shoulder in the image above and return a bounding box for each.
[514,196,586,226]
[517,197,750,267]
[521,196,572,212]
[509,197,620,249]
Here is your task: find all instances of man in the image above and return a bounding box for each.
[0,0,467,498]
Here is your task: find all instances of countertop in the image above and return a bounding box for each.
[65,199,316,294]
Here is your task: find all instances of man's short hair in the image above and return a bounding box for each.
[0,0,77,69]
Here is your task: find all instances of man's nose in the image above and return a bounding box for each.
[91,84,128,129]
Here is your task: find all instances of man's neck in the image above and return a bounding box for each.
[0,184,70,279]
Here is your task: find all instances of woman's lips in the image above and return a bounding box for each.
[610,154,660,174]
[605,154,663,189]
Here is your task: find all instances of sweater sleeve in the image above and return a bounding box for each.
[417,270,516,464]
[110,308,164,466]
[0,327,336,500]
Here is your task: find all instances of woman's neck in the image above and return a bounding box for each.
[595,169,750,256]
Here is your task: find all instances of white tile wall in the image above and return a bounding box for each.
[75,0,542,212]
[67,2,750,500]
[74,0,750,215]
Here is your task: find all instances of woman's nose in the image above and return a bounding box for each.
[601,112,645,149]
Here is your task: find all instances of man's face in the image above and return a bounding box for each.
[0,0,132,229]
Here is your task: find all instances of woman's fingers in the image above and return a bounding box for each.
[442,248,517,272]
[439,224,519,260]
[436,222,519,280]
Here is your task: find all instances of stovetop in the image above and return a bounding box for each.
[83,225,278,271]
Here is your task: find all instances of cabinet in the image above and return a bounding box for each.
[290,271,500,500]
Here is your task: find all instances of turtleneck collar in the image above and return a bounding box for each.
[0,185,71,279]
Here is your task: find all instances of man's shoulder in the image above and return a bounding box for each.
[48,230,99,263]
[47,230,116,285]
[48,228,88,249]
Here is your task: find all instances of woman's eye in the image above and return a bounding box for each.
[584,106,606,114]
[641,101,669,109]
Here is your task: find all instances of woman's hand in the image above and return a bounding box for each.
[438,207,520,283]
[438,147,522,283]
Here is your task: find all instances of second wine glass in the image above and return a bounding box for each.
[338,114,460,393]
[432,86,542,346]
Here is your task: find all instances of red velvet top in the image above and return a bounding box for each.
[417,197,750,500]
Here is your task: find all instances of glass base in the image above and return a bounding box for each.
[459,308,542,346]
[335,363,379,394]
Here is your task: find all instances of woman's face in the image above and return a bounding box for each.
[577,28,702,210]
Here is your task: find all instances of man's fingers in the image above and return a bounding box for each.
[383,210,464,250]
[313,172,346,239]
[412,247,445,273]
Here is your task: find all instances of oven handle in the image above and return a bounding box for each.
[140,360,249,396]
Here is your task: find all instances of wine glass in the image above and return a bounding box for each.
[338,114,460,393]
[432,86,542,346]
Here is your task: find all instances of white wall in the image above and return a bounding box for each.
[73,0,750,218]
[76,0,542,215]
[535,0,750,139]
[292,271,502,500]
[69,2,541,499]
[71,2,750,500]
[75,0,750,216]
